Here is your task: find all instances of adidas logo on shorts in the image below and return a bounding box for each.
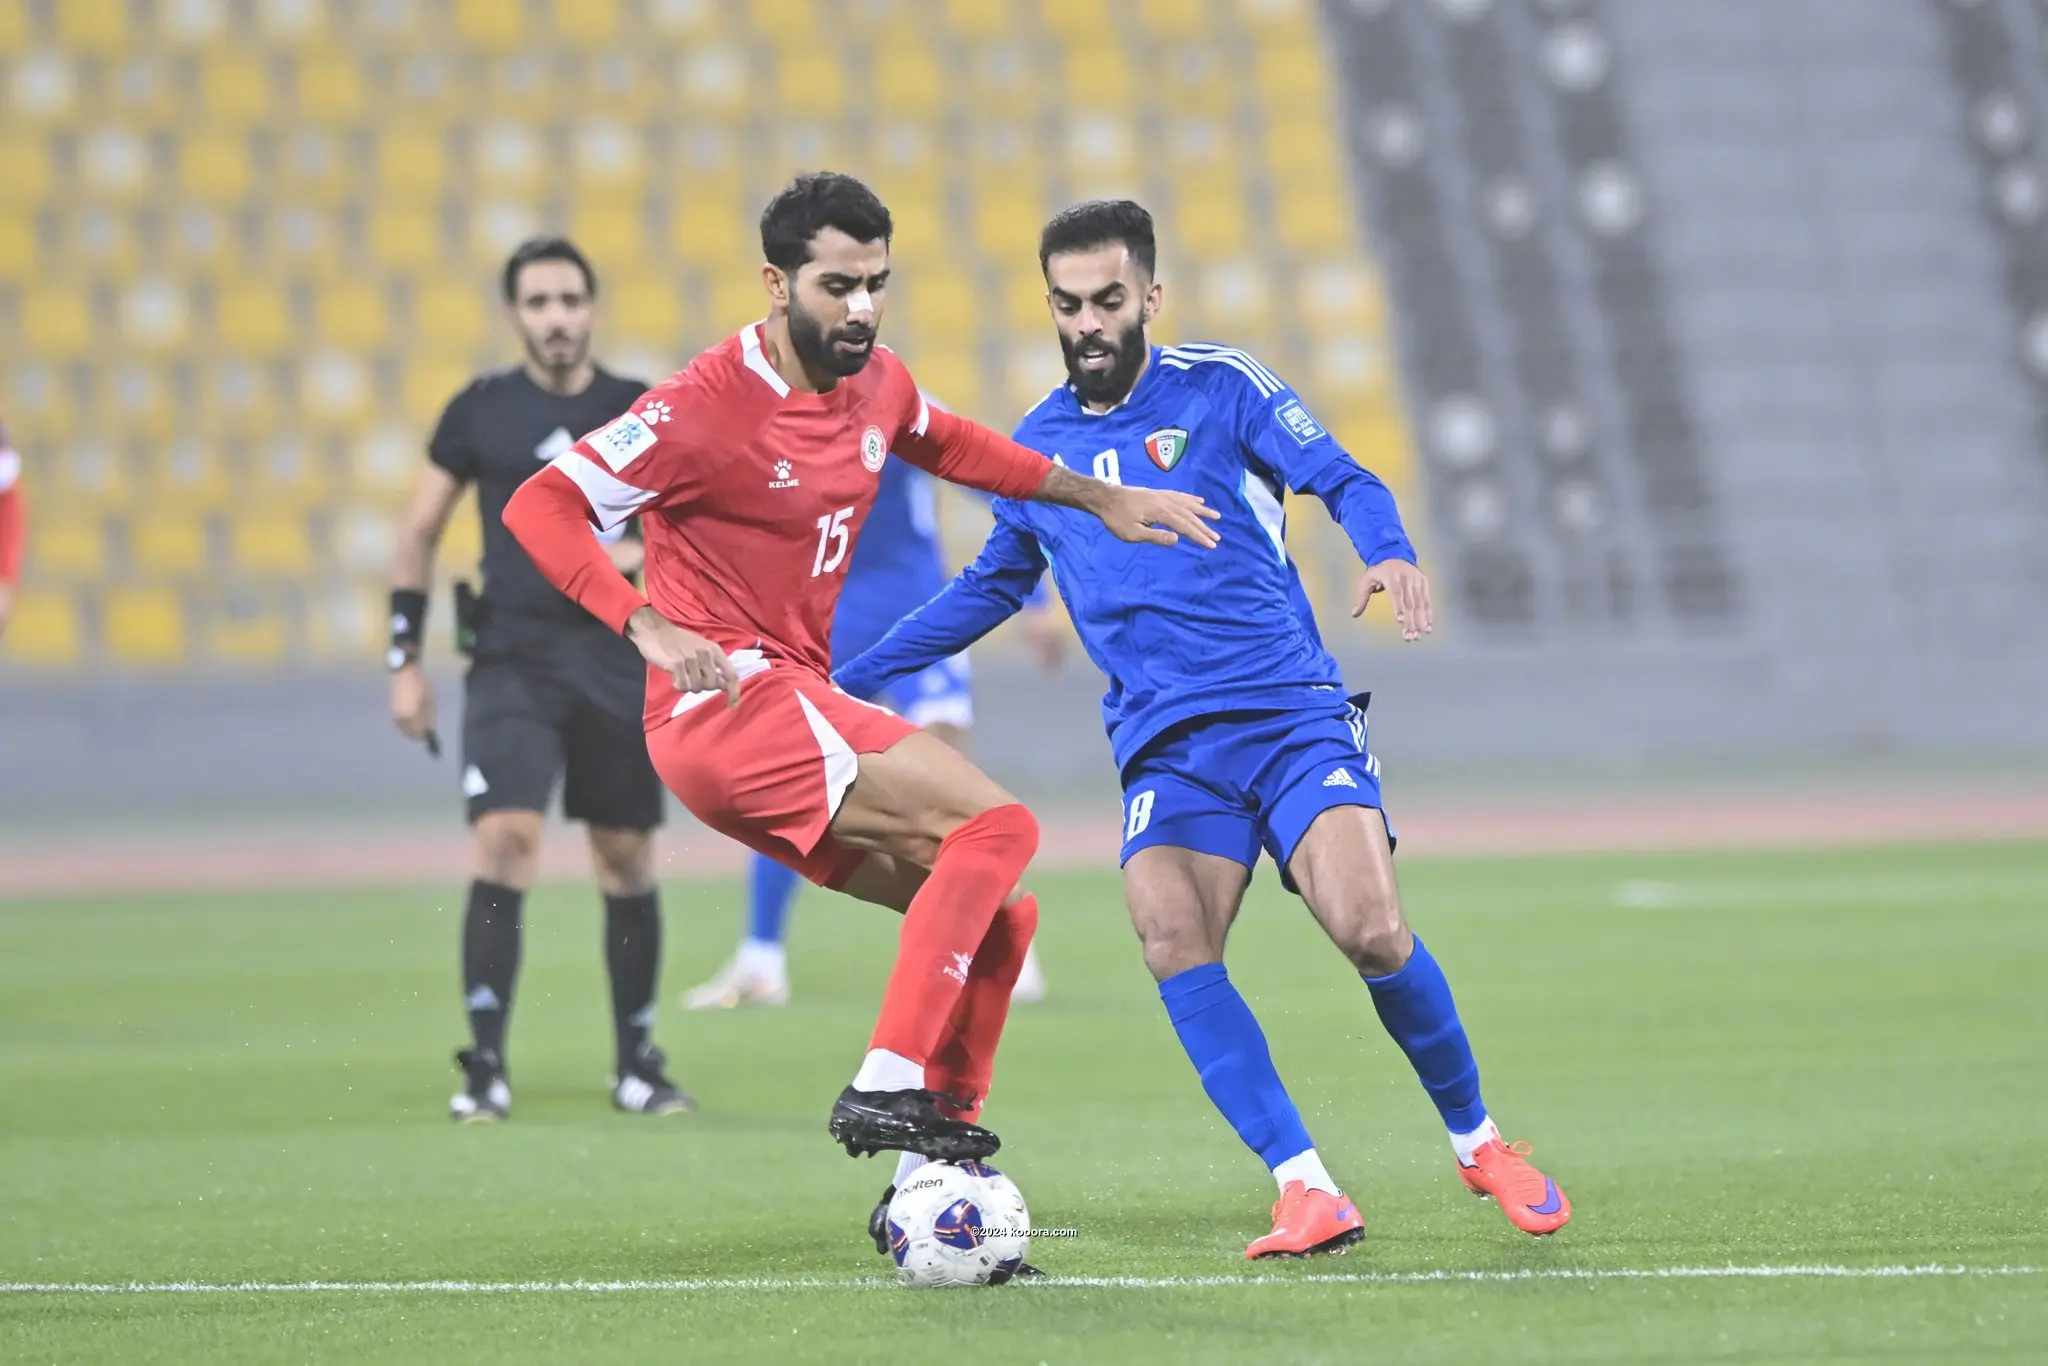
[1323,769,1357,789]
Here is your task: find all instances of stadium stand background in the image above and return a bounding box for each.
[2,0,2045,822]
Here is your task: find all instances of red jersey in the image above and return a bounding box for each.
[0,419,22,590]
[504,324,1055,726]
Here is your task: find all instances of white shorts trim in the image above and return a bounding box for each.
[794,691,860,821]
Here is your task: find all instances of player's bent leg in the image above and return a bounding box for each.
[451,810,543,1123]
[1125,846,1362,1258]
[585,826,694,1116]
[1287,807,1570,1236]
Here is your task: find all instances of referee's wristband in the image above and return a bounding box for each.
[389,588,428,652]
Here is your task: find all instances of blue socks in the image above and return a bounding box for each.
[1363,936,1487,1134]
[746,853,801,945]
[1159,962,1316,1170]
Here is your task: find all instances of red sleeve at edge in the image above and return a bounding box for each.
[502,466,648,634]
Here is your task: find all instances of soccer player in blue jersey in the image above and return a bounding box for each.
[683,451,1056,1010]
[836,201,1570,1257]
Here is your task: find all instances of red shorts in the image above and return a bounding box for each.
[645,657,919,888]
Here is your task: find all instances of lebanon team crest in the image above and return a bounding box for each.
[1144,427,1189,472]
[861,425,888,472]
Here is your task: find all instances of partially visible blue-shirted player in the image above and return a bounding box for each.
[683,449,1055,1010]
[836,201,1571,1259]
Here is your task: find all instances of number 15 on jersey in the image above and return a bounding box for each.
[812,506,854,577]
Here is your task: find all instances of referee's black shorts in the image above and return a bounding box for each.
[458,613,663,831]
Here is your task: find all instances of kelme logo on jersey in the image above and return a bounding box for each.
[1143,427,1189,471]
[860,424,887,473]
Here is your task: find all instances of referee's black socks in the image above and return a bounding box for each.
[604,891,662,1069]
[462,880,524,1063]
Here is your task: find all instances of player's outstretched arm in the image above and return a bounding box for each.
[834,514,1049,701]
[1292,458,1433,641]
[896,406,1220,548]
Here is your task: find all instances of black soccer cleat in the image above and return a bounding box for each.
[611,1043,697,1116]
[827,1086,1001,1161]
[449,1047,510,1123]
[866,1180,1045,1281]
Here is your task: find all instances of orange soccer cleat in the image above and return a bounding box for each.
[1458,1138,1571,1236]
[1244,1182,1366,1260]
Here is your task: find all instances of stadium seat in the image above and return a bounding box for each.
[199,52,275,124]
[196,360,283,439]
[677,43,753,120]
[291,53,369,123]
[1275,186,1354,255]
[214,282,294,356]
[549,0,624,46]
[299,351,375,430]
[1171,179,1254,257]
[706,273,768,337]
[374,130,450,200]
[666,175,751,263]
[1253,40,1331,115]
[1061,44,1137,114]
[1136,0,1215,39]
[313,281,393,351]
[366,206,443,271]
[608,272,683,353]
[79,127,154,202]
[0,133,53,206]
[403,361,478,426]
[276,131,354,206]
[149,438,235,511]
[1001,266,1053,333]
[902,345,985,421]
[228,513,319,576]
[176,131,254,205]
[99,355,180,435]
[103,586,188,665]
[27,515,109,581]
[412,279,491,354]
[19,286,95,359]
[255,0,328,47]
[2,589,84,665]
[204,593,291,665]
[1158,44,1240,117]
[571,121,647,192]
[454,0,527,50]
[873,43,945,120]
[883,183,948,258]
[773,44,847,121]
[0,1,27,55]
[570,202,648,269]
[971,182,1050,261]
[128,514,212,578]
[0,215,38,282]
[55,0,130,55]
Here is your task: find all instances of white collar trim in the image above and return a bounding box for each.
[739,323,791,398]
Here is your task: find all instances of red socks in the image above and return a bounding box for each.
[869,804,1039,1065]
[926,894,1039,1121]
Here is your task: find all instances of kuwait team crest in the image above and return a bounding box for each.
[1144,427,1189,472]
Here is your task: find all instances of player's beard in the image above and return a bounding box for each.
[1061,319,1148,407]
[525,326,589,377]
[787,295,876,379]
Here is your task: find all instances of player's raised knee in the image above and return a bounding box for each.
[1338,921,1414,979]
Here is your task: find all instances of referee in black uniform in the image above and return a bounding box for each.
[387,237,690,1121]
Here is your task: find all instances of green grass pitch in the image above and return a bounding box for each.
[3,843,2045,1364]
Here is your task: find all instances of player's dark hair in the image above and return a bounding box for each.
[759,172,894,273]
[1039,199,1157,279]
[501,237,598,303]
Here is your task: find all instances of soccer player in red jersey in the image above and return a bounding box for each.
[503,173,1219,1165]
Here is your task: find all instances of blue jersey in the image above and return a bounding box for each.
[833,343,1414,771]
[841,456,947,614]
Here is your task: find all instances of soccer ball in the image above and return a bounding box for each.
[883,1160,1032,1288]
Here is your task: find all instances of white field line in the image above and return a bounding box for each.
[0,1265,2037,1294]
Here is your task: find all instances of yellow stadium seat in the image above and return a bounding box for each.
[570,203,647,267]
[572,121,646,191]
[293,54,368,123]
[1253,39,1331,115]
[1262,114,1340,183]
[1234,0,1316,35]
[0,134,53,205]
[1062,45,1136,113]
[963,42,1042,119]
[367,206,442,270]
[227,514,317,575]
[608,273,682,350]
[403,360,476,425]
[749,0,819,30]
[248,437,334,507]
[255,0,328,46]
[940,0,1016,41]
[413,279,490,354]
[374,130,449,199]
[1275,186,1354,255]
[900,346,984,420]
[104,587,188,665]
[4,589,83,665]
[150,438,235,510]
[896,260,982,348]
[0,216,36,280]
[20,286,94,358]
[883,185,947,257]
[1156,44,1238,116]
[206,596,291,665]
[0,1,26,54]
[313,282,392,350]
[1171,180,1253,257]
[971,184,1047,260]
[214,282,293,355]
[199,53,274,124]
[707,273,768,335]
[177,131,253,204]
[874,43,944,120]
[1001,267,1051,333]
[55,1,129,54]
[677,43,753,121]
[102,356,179,434]
[454,0,526,50]
[773,45,845,121]
[1136,0,1216,38]
[474,123,544,194]
[669,187,752,267]
[129,514,211,577]
[299,351,375,430]
[549,0,623,46]
[196,361,281,439]
[1038,0,1104,39]
[28,515,109,580]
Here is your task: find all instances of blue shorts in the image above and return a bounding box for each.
[833,583,975,730]
[1118,695,1390,890]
